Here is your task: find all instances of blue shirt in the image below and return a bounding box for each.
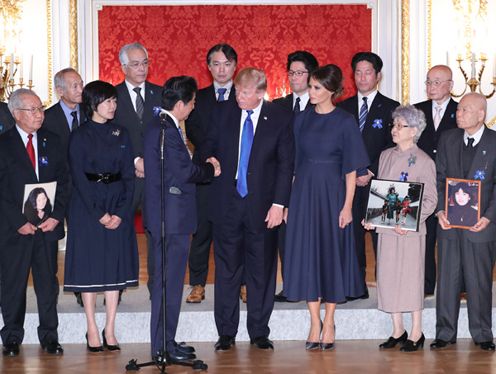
[59,100,81,131]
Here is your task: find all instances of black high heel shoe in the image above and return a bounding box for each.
[102,329,121,351]
[400,333,425,352]
[86,333,103,353]
[305,320,323,350]
[379,330,408,349]
[320,324,335,351]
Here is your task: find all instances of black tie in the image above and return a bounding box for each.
[294,97,301,113]
[133,87,144,120]
[466,137,474,148]
[71,111,78,131]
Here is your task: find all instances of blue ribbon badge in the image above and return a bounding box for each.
[153,106,163,118]
[40,156,49,166]
[400,171,408,182]
[372,119,383,129]
[474,169,485,180]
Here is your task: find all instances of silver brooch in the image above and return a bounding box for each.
[112,129,120,136]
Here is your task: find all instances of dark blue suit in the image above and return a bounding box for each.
[0,102,15,135]
[203,100,294,339]
[144,114,214,356]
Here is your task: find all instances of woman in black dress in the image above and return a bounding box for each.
[64,81,138,352]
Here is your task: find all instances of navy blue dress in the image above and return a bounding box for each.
[64,120,139,292]
[284,107,369,302]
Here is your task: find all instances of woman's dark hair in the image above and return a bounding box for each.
[310,64,343,101]
[449,182,479,206]
[161,76,198,110]
[82,80,117,118]
[24,187,52,224]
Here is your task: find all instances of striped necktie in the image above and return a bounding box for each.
[133,87,144,120]
[359,97,368,132]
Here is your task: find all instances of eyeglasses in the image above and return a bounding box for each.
[389,123,411,130]
[288,70,308,77]
[17,106,45,115]
[424,79,452,87]
[125,59,149,70]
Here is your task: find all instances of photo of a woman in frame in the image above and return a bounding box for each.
[447,181,479,228]
[23,187,52,226]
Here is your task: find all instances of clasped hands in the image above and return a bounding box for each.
[17,217,60,235]
[99,213,122,230]
[206,157,221,177]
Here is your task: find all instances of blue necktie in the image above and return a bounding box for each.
[294,97,301,113]
[236,110,254,198]
[217,88,227,102]
[358,96,368,132]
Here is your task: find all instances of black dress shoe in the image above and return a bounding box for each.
[3,342,19,357]
[274,291,288,302]
[85,333,103,353]
[400,333,425,352]
[430,339,456,350]
[215,335,235,351]
[167,348,197,362]
[379,331,408,349]
[75,292,84,307]
[250,336,274,350]
[174,341,195,354]
[476,341,496,351]
[102,329,120,351]
[42,341,64,355]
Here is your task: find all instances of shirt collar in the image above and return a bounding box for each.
[358,89,378,106]
[293,91,309,107]
[59,99,79,114]
[163,110,180,128]
[125,80,146,93]
[213,81,233,92]
[16,124,37,141]
[431,97,450,112]
[464,124,485,146]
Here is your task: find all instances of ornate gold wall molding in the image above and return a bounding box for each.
[46,0,53,103]
[401,0,410,104]
[427,0,432,69]
[69,0,78,70]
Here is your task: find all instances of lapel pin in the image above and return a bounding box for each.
[263,116,268,120]
[482,150,486,155]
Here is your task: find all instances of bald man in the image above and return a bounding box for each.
[432,93,496,351]
[415,65,458,296]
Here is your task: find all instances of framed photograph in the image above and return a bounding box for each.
[22,181,57,226]
[445,178,481,229]
[364,179,425,232]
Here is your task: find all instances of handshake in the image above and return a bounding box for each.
[206,157,221,177]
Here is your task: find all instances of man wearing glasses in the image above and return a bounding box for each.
[272,50,318,303]
[0,89,69,357]
[114,42,162,298]
[415,65,458,298]
[339,52,400,300]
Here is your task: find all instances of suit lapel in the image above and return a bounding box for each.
[37,131,48,181]
[438,98,457,131]
[144,82,159,121]
[250,101,269,163]
[12,129,37,180]
[349,96,359,122]
[119,83,140,121]
[468,127,490,180]
[365,92,385,131]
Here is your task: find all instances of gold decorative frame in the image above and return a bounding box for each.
[46,0,53,103]
[401,0,409,104]
[69,0,78,70]
[427,0,432,69]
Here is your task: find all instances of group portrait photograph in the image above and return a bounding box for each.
[1,0,496,372]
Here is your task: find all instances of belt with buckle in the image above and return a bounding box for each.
[85,172,121,184]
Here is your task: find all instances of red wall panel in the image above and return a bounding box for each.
[98,4,371,100]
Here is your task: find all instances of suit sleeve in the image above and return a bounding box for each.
[114,128,136,218]
[143,122,161,237]
[435,133,449,213]
[481,145,496,223]
[49,135,70,222]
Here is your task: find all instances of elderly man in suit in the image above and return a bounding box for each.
[339,52,400,298]
[114,42,162,296]
[415,65,458,296]
[144,76,219,363]
[272,50,318,302]
[0,89,69,357]
[184,43,238,304]
[0,101,15,135]
[432,93,495,351]
[203,67,294,351]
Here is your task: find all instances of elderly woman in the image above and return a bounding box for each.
[364,105,437,352]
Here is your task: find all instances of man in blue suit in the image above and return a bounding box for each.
[202,68,294,351]
[144,76,219,362]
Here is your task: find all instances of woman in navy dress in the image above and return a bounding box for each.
[64,81,138,352]
[284,65,369,350]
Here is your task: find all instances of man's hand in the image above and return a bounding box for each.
[265,205,284,229]
[207,157,221,177]
[105,215,122,230]
[135,157,145,178]
[470,217,490,232]
[18,222,37,235]
[361,219,374,231]
[38,218,59,232]
[437,210,451,230]
[356,170,374,187]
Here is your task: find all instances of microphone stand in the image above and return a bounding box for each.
[126,119,207,372]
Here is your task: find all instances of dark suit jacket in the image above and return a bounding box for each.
[202,100,295,230]
[415,98,458,160]
[273,93,312,111]
[436,127,496,243]
[114,81,163,159]
[43,101,86,156]
[0,102,15,135]
[0,127,70,242]
[143,115,214,236]
[186,84,236,164]
[338,92,399,176]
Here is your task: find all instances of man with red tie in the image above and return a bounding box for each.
[0,89,69,357]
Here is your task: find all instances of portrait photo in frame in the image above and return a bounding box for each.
[445,178,481,229]
[364,179,424,232]
[22,181,57,226]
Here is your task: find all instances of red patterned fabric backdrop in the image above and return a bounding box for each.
[98,4,371,100]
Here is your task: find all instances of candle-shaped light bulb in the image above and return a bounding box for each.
[9,53,14,80]
[471,52,476,78]
[29,55,33,82]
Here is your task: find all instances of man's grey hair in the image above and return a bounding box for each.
[8,88,39,114]
[54,67,79,90]
[119,42,148,65]
[392,105,427,143]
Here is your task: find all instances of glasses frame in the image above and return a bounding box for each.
[17,106,46,115]
[288,70,309,77]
